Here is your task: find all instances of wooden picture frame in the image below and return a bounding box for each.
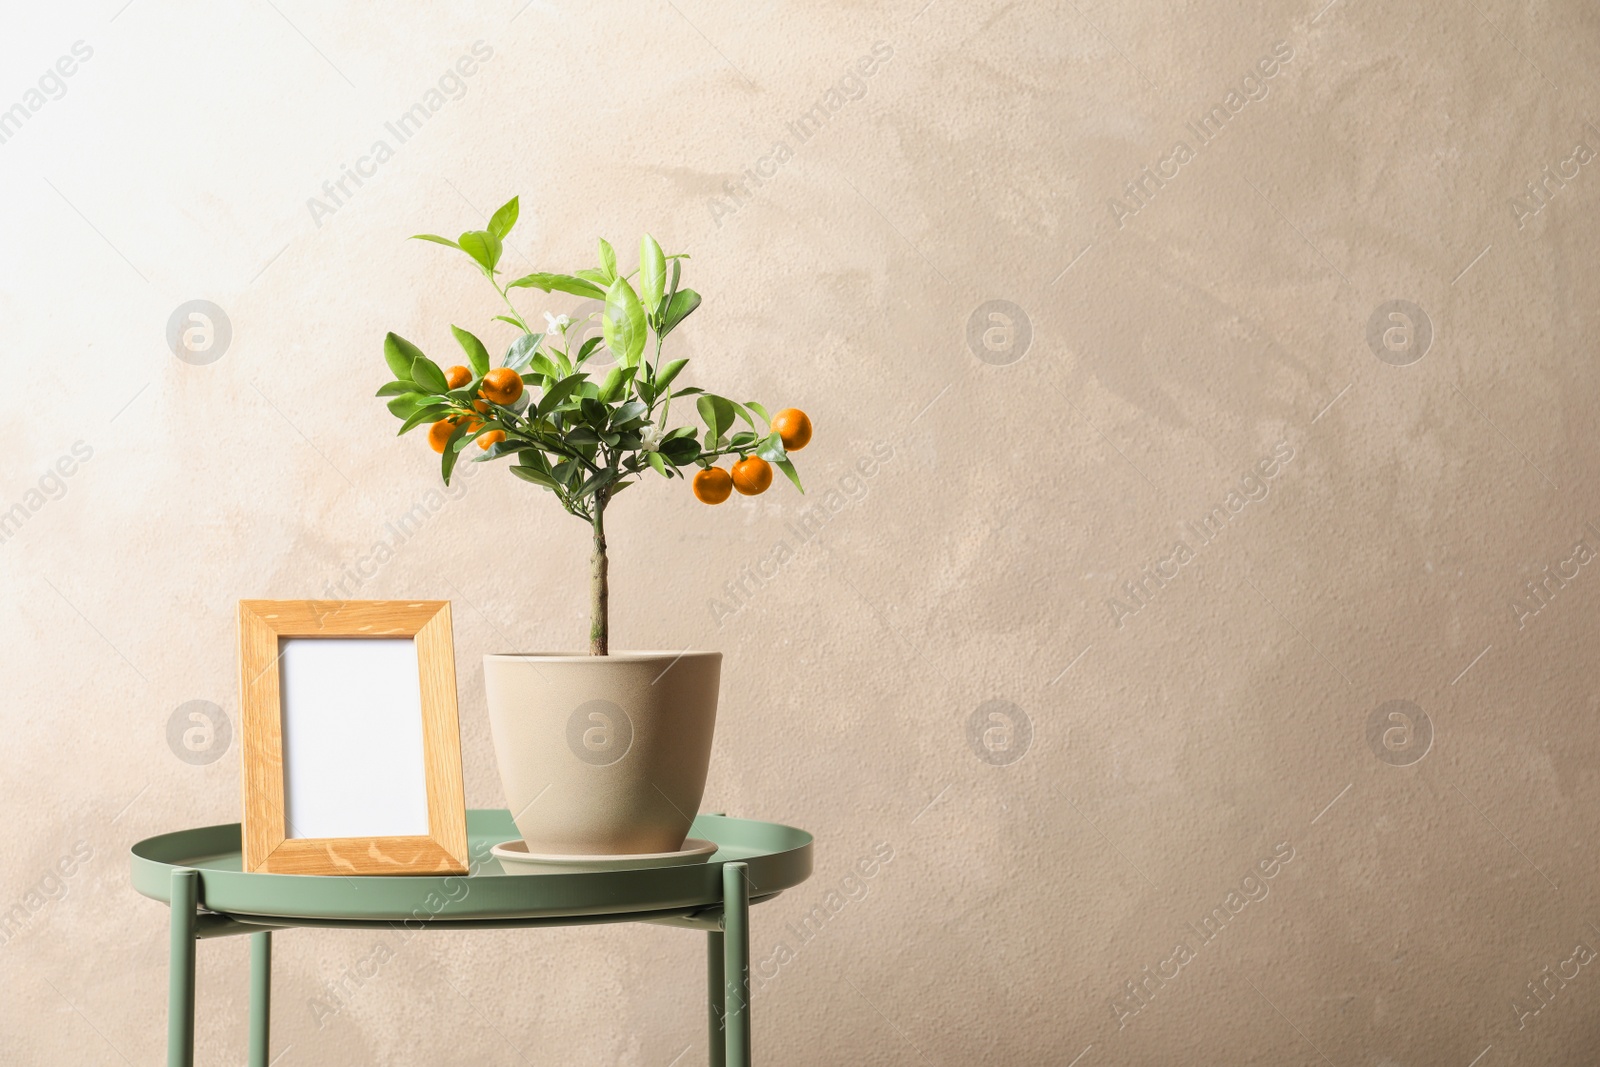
[236,600,468,875]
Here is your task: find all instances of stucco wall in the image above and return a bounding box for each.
[3,1,1598,1063]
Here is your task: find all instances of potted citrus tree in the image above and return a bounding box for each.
[376,196,811,856]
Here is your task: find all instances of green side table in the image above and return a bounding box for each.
[131,810,813,1067]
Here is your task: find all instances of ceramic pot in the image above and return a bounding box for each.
[482,651,721,855]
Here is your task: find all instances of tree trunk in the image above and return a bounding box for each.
[589,495,609,655]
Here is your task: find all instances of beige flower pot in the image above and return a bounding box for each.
[482,651,721,855]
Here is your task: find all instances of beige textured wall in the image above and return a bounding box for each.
[4,0,1599,1063]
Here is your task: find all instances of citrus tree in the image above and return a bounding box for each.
[376,196,812,655]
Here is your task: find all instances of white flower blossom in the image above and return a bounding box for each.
[640,424,665,452]
[543,312,570,336]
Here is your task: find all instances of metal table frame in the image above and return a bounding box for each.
[132,811,812,1067]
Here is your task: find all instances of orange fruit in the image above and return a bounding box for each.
[427,418,459,454]
[478,429,506,450]
[692,467,733,504]
[481,367,524,405]
[771,408,811,450]
[732,455,772,495]
[445,365,472,389]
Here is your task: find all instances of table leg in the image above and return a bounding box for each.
[167,868,198,1067]
[249,931,272,1066]
[722,862,751,1067]
[707,930,726,1067]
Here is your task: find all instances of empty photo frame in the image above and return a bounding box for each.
[236,600,468,875]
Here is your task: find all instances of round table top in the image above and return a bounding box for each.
[131,810,812,927]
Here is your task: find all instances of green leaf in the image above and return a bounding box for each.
[575,268,611,288]
[597,238,617,282]
[575,469,619,500]
[409,234,459,248]
[660,435,701,464]
[493,315,524,328]
[610,479,635,495]
[440,421,471,484]
[602,277,647,368]
[375,380,415,397]
[612,399,647,426]
[639,234,667,312]
[756,431,788,463]
[410,356,449,395]
[697,394,736,441]
[576,336,605,364]
[452,325,491,377]
[659,288,701,338]
[581,397,608,426]
[538,374,586,416]
[506,272,606,300]
[599,364,638,403]
[509,464,560,489]
[696,395,719,442]
[744,400,772,426]
[457,229,503,273]
[386,393,429,418]
[384,332,423,381]
[651,358,689,399]
[664,258,681,314]
[504,333,545,372]
[775,457,804,492]
[398,404,452,436]
[730,431,757,449]
[598,366,623,400]
[487,197,519,240]
[646,450,669,476]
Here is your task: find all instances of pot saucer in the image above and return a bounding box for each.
[490,837,718,874]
